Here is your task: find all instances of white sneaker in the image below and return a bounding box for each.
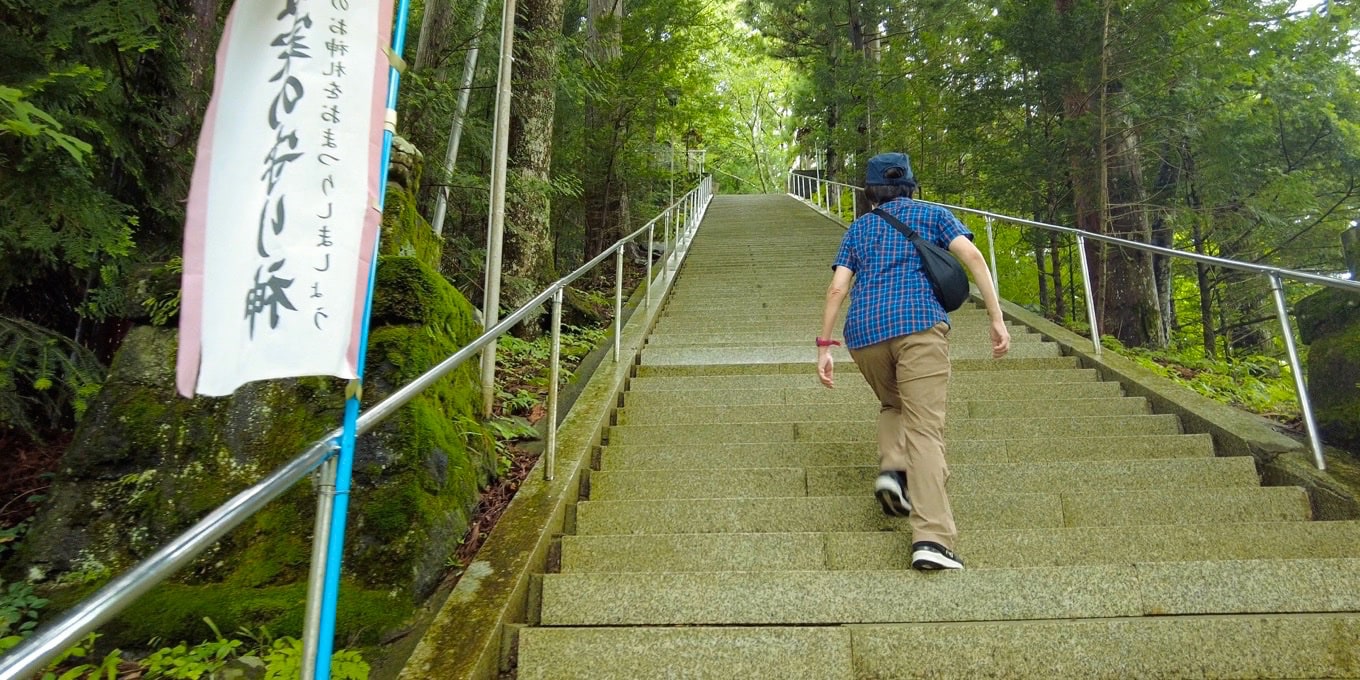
[911,541,964,570]
[874,471,911,517]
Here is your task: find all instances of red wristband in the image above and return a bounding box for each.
[815,337,841,347]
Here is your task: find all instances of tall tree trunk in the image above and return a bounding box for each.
[504,0,566,336]
[1102,79,1165,348]
[582,0,626,262]
[1184,147,1216,358]
[1056,0,1103,332]
[1150,139,1179,342]
[415,0,458,75]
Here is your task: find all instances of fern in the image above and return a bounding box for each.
[0,315,106,437]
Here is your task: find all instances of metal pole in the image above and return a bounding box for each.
[1076,235,1102,356]
[301,455,337,679]
[314,1,412,676]
[545,288,563,481]
[985,216,999,298]
[614,245,623,362]
[430,0,490,237]
[1269,274,1327,470]
[479,0,518,417]
[646,223,655,309]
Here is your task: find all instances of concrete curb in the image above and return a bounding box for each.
[395,223,701,679]
[992,295,1360,520]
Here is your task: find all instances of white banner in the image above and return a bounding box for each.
[178,0,394,397]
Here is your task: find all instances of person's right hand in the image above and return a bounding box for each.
[817,350,835,388]
[990,318,1011,359]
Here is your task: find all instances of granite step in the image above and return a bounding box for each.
[639,344,1060,364]
[614,397,1150,425]
[537,558,1360,626]
[574,487,1310,535]
[605,414,1183,447]
[598,434,1215,469]
[631,357,1084,379]
[644,328,1044,346]
[517,615,1360,680]
[619,382,1124,408]
[586,457,1257,501]
[559,521,1360,573]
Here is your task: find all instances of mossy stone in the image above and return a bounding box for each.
[14,185,491,648]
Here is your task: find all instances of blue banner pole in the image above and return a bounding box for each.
[313,1,412,677]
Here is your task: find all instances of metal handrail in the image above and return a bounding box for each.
[787,172,1360,470]
[0,176,715,679]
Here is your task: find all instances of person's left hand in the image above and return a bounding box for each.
[817,350,835,388]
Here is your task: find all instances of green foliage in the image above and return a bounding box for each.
[260,636,368,680]
[0,82,93,162]
[0,576,48,638]
[0,315,106,437]
[1,0,202,346]
[6,619,371,680]
[1109,338,1303,422]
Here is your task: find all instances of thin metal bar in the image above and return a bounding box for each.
[1076,235,1102,356]
[0,179,714,680]
[479,0,519,418]
[646,223,654,309]
[0,437,337,678]
[430,0,490,236]
[301,455,337,680]
[1269,274,1327,470]
[614,245,623,362]
[315,0,414,674]
[985,216,999,298]
[794,179,1360,294]
[545,289,562,481]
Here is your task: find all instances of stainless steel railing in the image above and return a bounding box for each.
[787,171,1360,471]
[0,175,714,679]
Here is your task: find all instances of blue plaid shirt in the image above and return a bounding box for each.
[833,198,973,350]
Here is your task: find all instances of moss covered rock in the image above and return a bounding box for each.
[14,183,491,647]
[1297,289,1360,455]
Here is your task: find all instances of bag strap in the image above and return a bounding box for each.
[871,207,923,242]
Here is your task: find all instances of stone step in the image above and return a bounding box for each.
[517,615,1360,679]
[639,344,1060,364]
[606,414,1183,447]
[645,328,1045,346]
[620,381,1125,409]
[598,434,1215,469]
[574,487,1310,535]
[631,357,1083,379]
[646,320,1024,336]
[587,457,1257,501]
[538,558,1360,626]
[559,521,1360,573]
[614,397,1150,425]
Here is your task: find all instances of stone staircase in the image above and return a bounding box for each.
[513,195,1360,678]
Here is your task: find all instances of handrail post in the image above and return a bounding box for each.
[1076,235,1102,356]
[985,216,999,299]
[1269,273,1327,470]
[301,455,337,680]
[614,244,623,362]
[646,223,655,309]
[545,288,562,481]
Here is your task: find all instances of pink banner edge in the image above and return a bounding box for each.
[176,7,241,398]
[346,0,398,375]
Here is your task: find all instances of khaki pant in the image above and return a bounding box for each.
[850,322,957,550]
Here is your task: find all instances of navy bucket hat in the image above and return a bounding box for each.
[865,152,917,187]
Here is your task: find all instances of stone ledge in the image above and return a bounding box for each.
[994,295,1360,520]
[394,248,695,679]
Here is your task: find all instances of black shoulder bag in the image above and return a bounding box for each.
[871,207,971,312]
